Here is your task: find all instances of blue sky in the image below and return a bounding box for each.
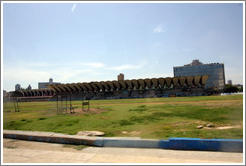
[2,2,244,91]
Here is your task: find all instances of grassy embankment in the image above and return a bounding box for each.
[3,95,243,139]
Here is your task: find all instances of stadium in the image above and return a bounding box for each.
[9,60,226,102]
[11,75,211,101]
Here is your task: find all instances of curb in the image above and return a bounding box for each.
[3,130,243,152]
[3,130,98,146]
[159,138,243,152]
[97,137,160,148]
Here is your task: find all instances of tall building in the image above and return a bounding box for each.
[173,60,225,90]
[38,78,61,89]
[227,80,232,85]
[15,84,21,91]
[117,73,124,81]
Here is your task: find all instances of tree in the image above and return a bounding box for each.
[239,86,243,92]
[26,84,32,90]
[224,84,239,93]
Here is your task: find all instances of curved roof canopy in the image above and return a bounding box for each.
[15,76,209,97]
[48,75,209,93]
[172,77,179,87]
[151,78,158,88]
[13,89,55,97]
[145,79,152,88]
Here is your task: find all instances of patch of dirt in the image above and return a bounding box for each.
[68,108,109,115]
[204,125,242,130]
[172,122,191,126]
[92,99,243,106]
[130,131,141,135]
[17,104,53,108]
[214,125,242,130]
[121,131,141,136]
[76,131,105,136]
[191,102,243,108]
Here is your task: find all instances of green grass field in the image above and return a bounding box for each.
[3,95,243,139]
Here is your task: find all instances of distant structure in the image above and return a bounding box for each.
[38,78,60,89]
[227,80,232,85]
[26,84,32,90]
[3,90,10,102]
[14,75,210,100]
[234,84,243,90]
[185,59,203,66]
[15,84,21,91]
[11,63,224,101]
[3,90,7,97]
[173,60,225,90]
[117,73,124,81]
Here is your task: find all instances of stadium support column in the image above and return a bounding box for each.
[56,94,58,114]
[66,94,68,114]
[61,94,63,114]
[70,93,72,113]
[81,97,83,112]
[16,98,20,112]
[69,92,74,113]
[13,97,20,112]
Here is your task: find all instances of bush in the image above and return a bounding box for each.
[224,84,239,93]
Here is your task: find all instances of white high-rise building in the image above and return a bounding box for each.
[173,60,225,90]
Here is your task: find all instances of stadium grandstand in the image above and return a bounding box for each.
[11,75,211,101]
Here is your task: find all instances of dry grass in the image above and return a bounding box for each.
[3,95,243,139]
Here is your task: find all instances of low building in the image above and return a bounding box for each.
[38,78,60,89]
[117,73,124,81]
[15,84,21,91]
[227,80,232,85]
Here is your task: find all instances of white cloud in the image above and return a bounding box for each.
[71,4,77,13]
[23,61,105,68]
[3,66,50,91]
[2,64,96,91]
[129,72,173,80]
[3,60,149,91]
[153,24,166,33]
[3,67,49,82]
[83,62,105,68]
[26,62,50,67]
[111,62,146,71]
[111,65,140,71]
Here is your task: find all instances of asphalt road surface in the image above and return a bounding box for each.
[3,138,244,163]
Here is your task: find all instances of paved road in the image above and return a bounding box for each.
[3,138,243,163]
